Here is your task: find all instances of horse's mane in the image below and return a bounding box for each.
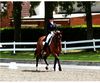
[52,34,60,48]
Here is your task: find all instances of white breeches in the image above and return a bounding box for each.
[45,31,55,45]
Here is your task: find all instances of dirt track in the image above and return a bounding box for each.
[0,65,100,81]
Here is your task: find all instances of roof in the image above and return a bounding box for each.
[24,13,100,19]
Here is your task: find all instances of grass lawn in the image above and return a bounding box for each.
[0,50,100,62]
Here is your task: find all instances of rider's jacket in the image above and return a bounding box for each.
[47,22,57,34]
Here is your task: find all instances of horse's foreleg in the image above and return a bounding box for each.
[54,56,62,71]
[54,57,57,71]
[44,57,49,70]
[57,57,62,71]
[36,56,39,71]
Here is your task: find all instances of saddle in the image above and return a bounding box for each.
[43,36,47,41]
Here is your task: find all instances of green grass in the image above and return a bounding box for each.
[0,50,100,62]
[59,51,100,62]
[0,51,35,60]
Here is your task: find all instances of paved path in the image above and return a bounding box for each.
[1,58,100,66]
[0,63,100,81]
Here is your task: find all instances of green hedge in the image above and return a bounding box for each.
[1,27,100,42]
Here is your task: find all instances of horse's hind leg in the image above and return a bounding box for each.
[44,56,49,70]
[36,56,39,71]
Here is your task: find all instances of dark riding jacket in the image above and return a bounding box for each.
[47,22,57,34]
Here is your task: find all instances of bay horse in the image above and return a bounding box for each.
[35,30,62,71]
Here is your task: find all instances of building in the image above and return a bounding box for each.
[0,1,100,28]
[69,13,100,26]
[0,2,13,27]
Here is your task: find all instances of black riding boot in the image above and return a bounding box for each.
[43,43,48,50]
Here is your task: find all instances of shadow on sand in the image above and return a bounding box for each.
[22,70,52,72]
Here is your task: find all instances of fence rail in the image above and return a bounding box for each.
[0,39,100,54]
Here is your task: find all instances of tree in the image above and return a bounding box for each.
[58,2,75,16]
[29,2,40,16]
[83,2,93,40]
[0,2,7,28]
[0,2,7,16]
[0,2,8,42]
[56,1,94,40]
[13,2,40,42]
[13,2,22,42]
[77,1,95,40]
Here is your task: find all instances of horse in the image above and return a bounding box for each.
[35,30,62,71]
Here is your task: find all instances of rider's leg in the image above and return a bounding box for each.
[41,35,50,55]
[42,33,52,51]
[42,31,54,52]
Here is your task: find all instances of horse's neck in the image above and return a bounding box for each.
[52,35,61,48]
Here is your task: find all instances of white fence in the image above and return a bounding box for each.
[0,39,100,54]
[0,42,37,54]
[62,39,100,53]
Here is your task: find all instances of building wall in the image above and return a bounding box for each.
[70,14,100,26]
[92,14,100,25]
[0,1,30,28]
[0,2,100,28]
[0,2,13,27]
[21,2,30,17]
[14,18,69,28]
[70,17,85,26]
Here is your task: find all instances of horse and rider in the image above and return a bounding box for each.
[41,17,58,55]
[35,17,62,71]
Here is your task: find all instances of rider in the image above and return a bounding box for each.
[42,17,57,53]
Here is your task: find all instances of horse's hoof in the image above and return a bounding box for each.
[53,67,56,71]
[59,68,62,71]
[36,69,38,71]
[53,69,55,71]
[45,66,48,70]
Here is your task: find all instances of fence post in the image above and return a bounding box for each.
[13,41,16,54]
[93,39,96,51]
[0,43,2,48]
[64,41,66,53]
